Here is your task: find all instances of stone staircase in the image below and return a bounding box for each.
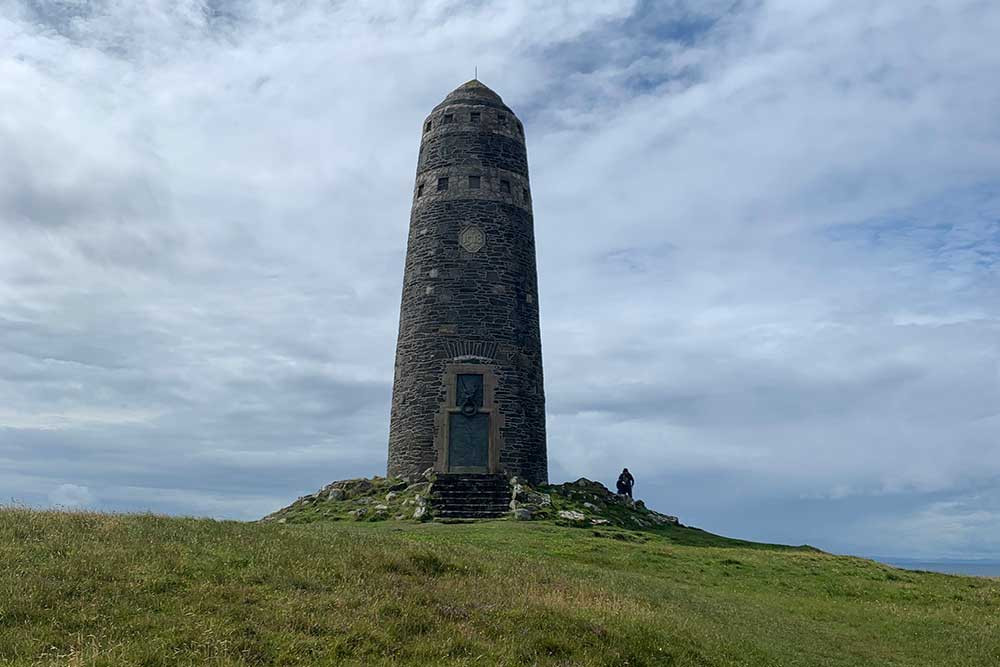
[429,473,511,519]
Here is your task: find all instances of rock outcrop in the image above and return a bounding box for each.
[261,477,432,524]
[509,477,680,529]
[262,475,679,530]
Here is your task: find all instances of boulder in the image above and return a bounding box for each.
[558,510,586,521]
[385,492,397,502]
[326,488,345,501]
[346,478,373,495]
[512,508,533,521]
[511,484,549,508]
[509,499,541,513]
[649,512,680,526]
[570,478,612,494]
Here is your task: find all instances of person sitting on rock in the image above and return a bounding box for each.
[616,468,634,498]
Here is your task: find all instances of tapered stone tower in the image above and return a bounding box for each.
[388,80,547,487]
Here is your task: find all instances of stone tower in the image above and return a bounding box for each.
[388,80,547,486]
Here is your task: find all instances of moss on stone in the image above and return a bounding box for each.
[261,476,431,525]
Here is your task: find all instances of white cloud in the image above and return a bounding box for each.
[48,483,95,508]
[844,489,1000,560]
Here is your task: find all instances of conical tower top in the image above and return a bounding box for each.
[434,79,509,111]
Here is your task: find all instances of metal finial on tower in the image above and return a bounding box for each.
[474,65,478,81]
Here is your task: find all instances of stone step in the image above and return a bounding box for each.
[433,474,508,483]
[433,487,509,496]
[429,473,512,519]
[433,492,508,500]
[431,490,510,497]
[434,473,504,478]
[431,497,510,504]
[434,510,508,519]
[434,500,507,505]
[431,498,510,508]
[433,479,509,486]
[432,481,510,490]
[432,501,510,510]
[431,488,510,495]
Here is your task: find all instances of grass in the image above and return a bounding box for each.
[2,508,999,666]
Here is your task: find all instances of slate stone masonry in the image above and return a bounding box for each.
[388,80,547,485]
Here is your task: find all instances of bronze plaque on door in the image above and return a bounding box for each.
[448,412,488,472]
[448,374,488,472]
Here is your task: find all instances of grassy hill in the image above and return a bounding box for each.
[2,507,998,666]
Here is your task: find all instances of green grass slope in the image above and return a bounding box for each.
[2,508,998,666]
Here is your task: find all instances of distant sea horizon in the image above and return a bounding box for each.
[874,558,1000,578]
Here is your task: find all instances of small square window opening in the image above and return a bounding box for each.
[469,175,481,189]
[470,112,480,122]
[498,112,507,125]
[443,113,454,123]
[500,179,511,194]
[424,121,431,132]
[437,177,449,191]
[417,184,424,197]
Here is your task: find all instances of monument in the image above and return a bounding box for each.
[387,80,548,502]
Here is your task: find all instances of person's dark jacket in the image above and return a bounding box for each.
[616,470,634,495]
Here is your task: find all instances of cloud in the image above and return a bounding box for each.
[48,483,95,507]
[1,0,998,556]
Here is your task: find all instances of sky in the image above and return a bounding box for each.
[1,0,999,560]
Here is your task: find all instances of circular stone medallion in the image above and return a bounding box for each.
[459,225,485,253]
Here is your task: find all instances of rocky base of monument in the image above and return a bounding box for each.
[260,477,434,524]
[509,477,680,528]
[261,473,679,530]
